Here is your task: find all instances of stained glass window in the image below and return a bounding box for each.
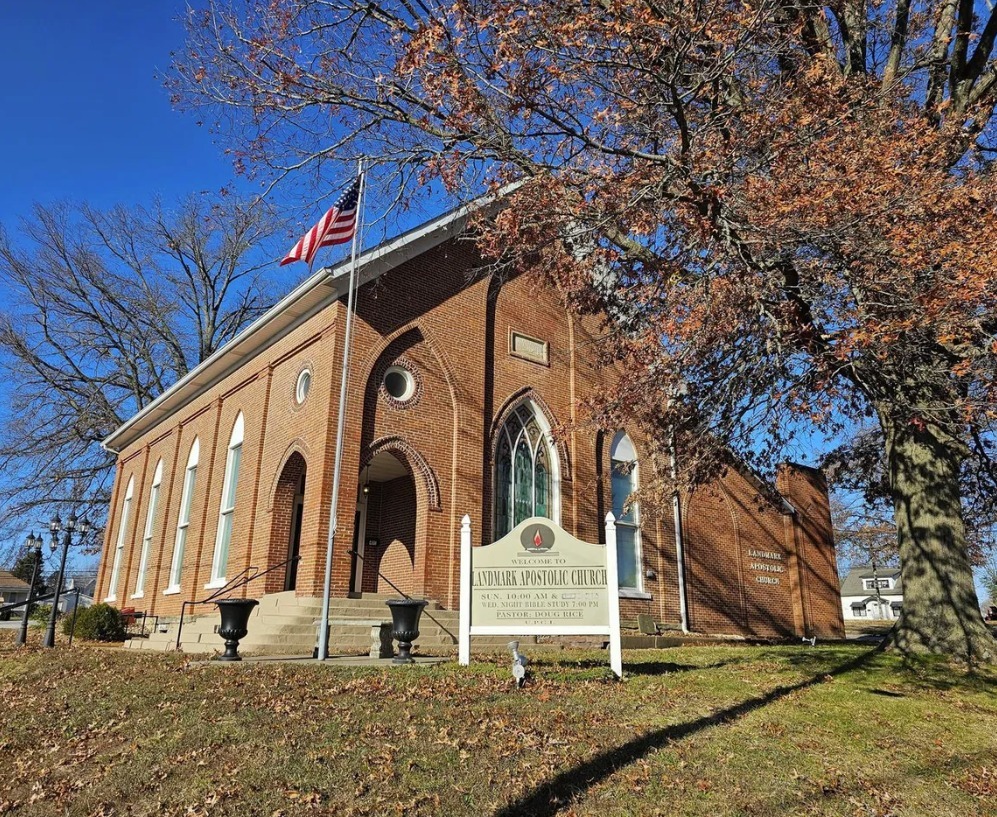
[494,401,555,536]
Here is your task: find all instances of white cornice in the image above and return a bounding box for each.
[103,187,513,453]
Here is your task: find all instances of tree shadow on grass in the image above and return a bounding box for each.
[529,656,740,677]
[623,659,739,676]
[493,648,879,817]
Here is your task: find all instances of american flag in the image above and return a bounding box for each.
[281,176,361,267]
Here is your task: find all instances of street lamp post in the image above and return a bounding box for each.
[15,532,43,647]
[42,512,89,649]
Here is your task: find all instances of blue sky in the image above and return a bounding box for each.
[0,3,242,574]
[0,3,235,229]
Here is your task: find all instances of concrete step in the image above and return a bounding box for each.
[130,590,465,655]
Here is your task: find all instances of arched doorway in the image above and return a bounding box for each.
[267,452,307,593]
[353,450,416,595]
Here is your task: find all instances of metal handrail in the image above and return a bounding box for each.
[2,589,82,647]
[347,548,458,642]
[0,591,56,616]
[174,556,300,651]
[347,548,410,599]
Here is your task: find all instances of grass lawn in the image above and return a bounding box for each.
[0,635,995,816]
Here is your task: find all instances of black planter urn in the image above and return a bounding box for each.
[214,598,259,661]
[386,598,428,664]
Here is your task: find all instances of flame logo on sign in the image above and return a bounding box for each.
[519,522,554,553]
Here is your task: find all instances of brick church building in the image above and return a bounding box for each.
[95,195,844,645]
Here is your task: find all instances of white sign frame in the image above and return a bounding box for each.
[458,513,623,678]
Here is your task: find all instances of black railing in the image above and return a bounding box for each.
[0,591,56,617]
[1,589,82,646]
[174,556,300,651]
[347,549,457,642]
[347,548,410,599]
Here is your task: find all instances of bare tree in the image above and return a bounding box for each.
[0,195,286,555]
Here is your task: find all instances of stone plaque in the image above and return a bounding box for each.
[509,331,549,365]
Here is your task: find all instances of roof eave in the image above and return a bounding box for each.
[102,187,511,454]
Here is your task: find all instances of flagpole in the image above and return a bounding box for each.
[317,159,366,661]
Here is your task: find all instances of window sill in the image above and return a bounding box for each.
[103,595,117,603]
[163,586,181,596]
[618,589,653,601]
[204,578,228,590]
[130,592,144,600]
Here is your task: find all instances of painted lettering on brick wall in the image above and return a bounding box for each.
[746,547,786,586]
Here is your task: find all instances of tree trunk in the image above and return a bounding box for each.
[884,419,996,663]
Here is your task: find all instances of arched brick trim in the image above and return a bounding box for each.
[360,324,459,406]
[373,354,424,409]
[683,482,746,633]
[360,435,442,512]
[490,387,570,474]
[265,451,307,593]
[266,440,311,512]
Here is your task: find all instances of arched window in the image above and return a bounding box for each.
[209,413,244,587]
[494,400,557,538]
[105,475,135,601]
[166,438,199,594]
[611,432,641,590]
[132,459,163,598]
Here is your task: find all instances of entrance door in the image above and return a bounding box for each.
[350,492,367,594]
[285,473,305,591]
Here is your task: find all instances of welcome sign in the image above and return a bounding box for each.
[458,515,623,678]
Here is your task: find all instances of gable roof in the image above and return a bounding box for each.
[103,188,512,453]
[840,566,903,597]
[0,570,29,590]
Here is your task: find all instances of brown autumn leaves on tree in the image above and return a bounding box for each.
[172,0,997,661]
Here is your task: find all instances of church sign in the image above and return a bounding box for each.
[458,515,623,677]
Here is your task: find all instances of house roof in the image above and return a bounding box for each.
[850,595,901,606]
[0,570,29,590]
[840,565,903,597]
[102,187,513,453]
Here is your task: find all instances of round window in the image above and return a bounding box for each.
[383,365,415,402]
[295,369,312,404]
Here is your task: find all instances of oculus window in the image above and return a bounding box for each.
[382,365,416,402]
[295,369,312,404]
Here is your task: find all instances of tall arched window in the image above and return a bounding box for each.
[494,400,558,538]
[611,432,641,590]
[132,459,163,598]
[166,438,199,594]
[209,413,244,587]
[105,475,135,601]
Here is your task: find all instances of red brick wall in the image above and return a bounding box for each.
[264,452,306,594]
[363,475,417,595]
[96,232,842,640]
[778,464,846,638]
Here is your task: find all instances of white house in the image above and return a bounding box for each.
[840,566,903,620]
[57,576,96,615]
[0,570,30,620]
